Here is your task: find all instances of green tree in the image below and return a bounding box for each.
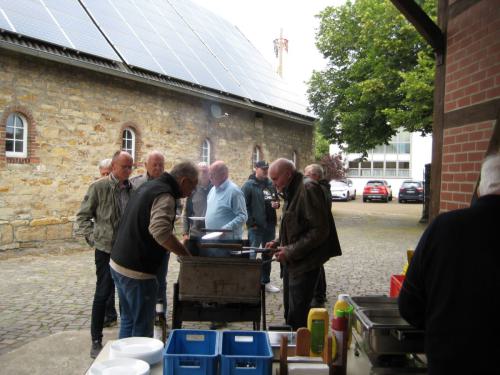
[308,0,436,155]
[314,127,330,160]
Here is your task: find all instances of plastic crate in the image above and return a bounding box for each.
[220,331,272,375]
[390,274,405,297]
[163,329,219,375]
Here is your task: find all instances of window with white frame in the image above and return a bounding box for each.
[252,146,261,167]
[5,113,28,158]
[202,139,211,164]
[292,151,297,167]
[122,128,135,159]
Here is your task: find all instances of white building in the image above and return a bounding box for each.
[330,130,432,197]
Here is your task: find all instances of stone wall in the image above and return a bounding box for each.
[0,51,314,250]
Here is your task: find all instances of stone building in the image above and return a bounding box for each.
[0,0,315,250]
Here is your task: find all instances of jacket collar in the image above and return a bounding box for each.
[282,171,303,201]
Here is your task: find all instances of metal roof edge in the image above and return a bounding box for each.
[0,35,316,126]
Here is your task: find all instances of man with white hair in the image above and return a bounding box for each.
[398,153,500,375]
[130,150,165,189]
[98,158,112,177]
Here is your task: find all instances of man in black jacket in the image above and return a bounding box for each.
[266,158,341,329]
[110,161,197,338]
[398,154,500,375]
[242,160,281,293]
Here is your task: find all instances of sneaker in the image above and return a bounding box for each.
[264,283,280,293]
[103,317,117,328]
[90,340,103,359]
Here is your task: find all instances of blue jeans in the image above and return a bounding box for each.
[248,225,276,284]
[156,252,170,318]
[111,268,158,339]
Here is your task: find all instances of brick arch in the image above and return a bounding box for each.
[118,122,142,165]
[0,104,39,166]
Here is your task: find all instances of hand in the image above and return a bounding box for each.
[182,233,189,241]
[274,247,287,263]
[265,241,278,249]
[271,200,280,209]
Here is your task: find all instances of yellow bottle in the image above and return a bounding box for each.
[307,307,329,357]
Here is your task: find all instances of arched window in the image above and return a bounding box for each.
[202,138,211,164]
[292,150,298,167]
[252,146,261,167]
[122,128,136,159]
[5,113,28,158]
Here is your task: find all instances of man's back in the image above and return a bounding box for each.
[399,195,500,373]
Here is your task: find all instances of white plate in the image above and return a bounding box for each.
[188,216,205,220]
[201,231,223,240]
[109,337,163,365]
[89,358,150,375]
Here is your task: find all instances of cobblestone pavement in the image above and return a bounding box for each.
[0,200,427,356]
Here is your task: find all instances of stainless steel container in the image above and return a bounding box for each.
[347,295,425,359]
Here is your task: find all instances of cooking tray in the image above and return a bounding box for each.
[349,296,424,357]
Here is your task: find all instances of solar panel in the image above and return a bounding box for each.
[0,0,310,117]
[0,0,119,61]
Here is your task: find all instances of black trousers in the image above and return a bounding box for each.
[283,266,320,330]
[91,250,116,341]
[313,266,327,303]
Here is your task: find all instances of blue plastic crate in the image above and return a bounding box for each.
[220,331,273,375]
[163,329,219,375]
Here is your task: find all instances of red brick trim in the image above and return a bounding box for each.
[118,122,142,165]
[449,0,481,19]
[0,105,39,167]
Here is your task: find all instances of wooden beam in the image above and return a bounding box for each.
[390,0,445,54]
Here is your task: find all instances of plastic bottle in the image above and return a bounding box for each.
[331,309,348,375]
[333,294,353,347]
[307,307,329,357]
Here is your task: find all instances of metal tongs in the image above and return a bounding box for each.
[229,247,271,255]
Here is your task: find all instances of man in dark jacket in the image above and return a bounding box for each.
[304,163,332,307]
[398,154,500,375]
[267,158,342,329]
[242,160,281,293]
[110,161,197,339]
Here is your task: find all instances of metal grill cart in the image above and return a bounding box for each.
[347,295,427,374]
[172,239,267,330]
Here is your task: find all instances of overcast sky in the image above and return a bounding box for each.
[191,0,345,104]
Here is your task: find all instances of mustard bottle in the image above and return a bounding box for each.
[307,307,329,357]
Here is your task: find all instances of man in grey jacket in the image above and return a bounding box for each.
[76,151,133,358]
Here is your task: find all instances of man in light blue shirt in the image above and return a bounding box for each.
[205,160,247,242]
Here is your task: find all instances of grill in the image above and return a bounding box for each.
[172,238,266,330]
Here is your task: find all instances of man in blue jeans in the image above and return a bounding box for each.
[242,160,280,293]
[110,162,197,338]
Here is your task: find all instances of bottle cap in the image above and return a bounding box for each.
[338,294,350,301]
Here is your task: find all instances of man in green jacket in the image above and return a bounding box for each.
[267,158,341,330]
[76,151,134,358]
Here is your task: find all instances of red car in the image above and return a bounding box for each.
[363,180,393,203]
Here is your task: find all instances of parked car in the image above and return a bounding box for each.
[363,180,393,202]
[398,180,424,203]
[330,179,356,201]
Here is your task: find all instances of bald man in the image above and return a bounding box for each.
[205,160,247,245]
[266,158,341,329]
[77,150,134,358]
[130,150,165,189]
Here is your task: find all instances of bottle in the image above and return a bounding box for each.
[333,294,353,348]
[153,301,167,343]
[331,309,348,375]
[307,307,329,357]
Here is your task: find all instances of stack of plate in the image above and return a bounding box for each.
[89,337,164,375]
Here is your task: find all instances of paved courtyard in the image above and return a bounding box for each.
[0,199,427,361]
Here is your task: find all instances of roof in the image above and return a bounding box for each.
[0,0,315,125]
